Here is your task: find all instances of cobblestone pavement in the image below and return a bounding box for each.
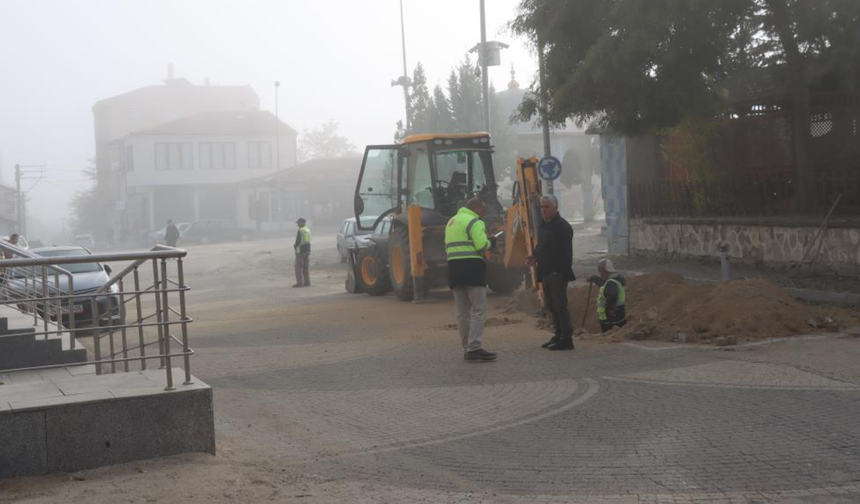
[5,236,860,504]
[183,238,860,503]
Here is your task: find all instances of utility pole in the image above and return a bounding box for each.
[391,0,412,132]
[470,1,507,134]
[14,164,21,234]
[479,0,490,133]
[14,164,46,237]
[275,81,283,228]
[538,40,554,195]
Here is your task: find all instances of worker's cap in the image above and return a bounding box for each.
[598,258,616,273]
[296,217,307,224]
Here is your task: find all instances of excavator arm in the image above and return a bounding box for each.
[503,157,543,291]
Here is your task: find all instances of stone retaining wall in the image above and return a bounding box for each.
[630,219,860,274]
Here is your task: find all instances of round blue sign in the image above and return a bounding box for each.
[537,156,562,181]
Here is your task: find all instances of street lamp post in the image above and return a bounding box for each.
[538,40,554,195]
[391,0,412,132]
[479,0,489,133]
[275,81,283,228]
[471,1,508,135]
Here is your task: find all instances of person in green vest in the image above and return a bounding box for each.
[292,217,311,288]
[445,197,498,362]
[588,258,627,332]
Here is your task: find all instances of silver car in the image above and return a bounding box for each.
[336,216,376,263]
[6,246,123,328]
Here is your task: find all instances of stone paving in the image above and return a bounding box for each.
[196,274,860,504]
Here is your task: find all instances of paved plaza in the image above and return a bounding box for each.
[4,235,860,503]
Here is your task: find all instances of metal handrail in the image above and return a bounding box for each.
[0,245,194,390]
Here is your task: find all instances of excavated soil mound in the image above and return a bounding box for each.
[510,271,859,344]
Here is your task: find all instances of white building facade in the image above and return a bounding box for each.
[119,110,297,235]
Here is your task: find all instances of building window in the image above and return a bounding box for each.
[200,142,236,170]
[248,142,272,169]
[124,145,134,171]
[155,142,193,170]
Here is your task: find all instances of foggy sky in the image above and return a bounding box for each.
[0,0,537,240]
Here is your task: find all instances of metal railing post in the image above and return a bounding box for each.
[40,267,49,336]
[118,278,129,373]
[53,269,60,332]
[160,258,174,391]
[176,257,192,385]
[152,258,166,369]
[107,288,117,374]
[67,274,75,349]
[133,268,146,370]
[91,294,101,375]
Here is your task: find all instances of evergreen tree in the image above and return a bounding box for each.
[408,63,434,134]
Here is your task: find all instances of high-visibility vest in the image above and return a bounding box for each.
[597,277,626,322]
[294,226,311,254]
[445,207,490,261]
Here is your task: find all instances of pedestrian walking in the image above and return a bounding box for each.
[589,258,627,333]
[293,217,311,288]
[106,226,115,249]
[445,197,498,362]
[526,194,576,351]
[164,220,180,248]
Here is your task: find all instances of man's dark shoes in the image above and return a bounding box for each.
[464,349,498,361]
[291,284,304,288]
[541,336,560,349]
[548,339,575,351]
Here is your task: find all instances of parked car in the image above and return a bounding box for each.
[182,220,257,244]
[7,246,123,328]
[74,234,96,250]
[336,216,377,263]
[0,235,29,250]
[353,216,392,250]
[148,222,192,243]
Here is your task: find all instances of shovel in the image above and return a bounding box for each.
[581,281,594,329]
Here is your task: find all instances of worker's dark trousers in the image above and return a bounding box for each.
[542,272,573,341]
[295,252,310,286]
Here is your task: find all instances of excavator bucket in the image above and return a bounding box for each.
[344,248,363,293]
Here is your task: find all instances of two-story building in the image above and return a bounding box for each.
[120,110,297,235]
[93,74,261,238]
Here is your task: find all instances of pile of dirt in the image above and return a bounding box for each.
[512,271,860,344]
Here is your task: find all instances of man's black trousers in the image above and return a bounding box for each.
[542,272,573,341]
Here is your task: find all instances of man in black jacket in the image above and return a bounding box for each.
[527,195,576,351]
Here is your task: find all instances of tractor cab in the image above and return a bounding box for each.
[354,133,502,231]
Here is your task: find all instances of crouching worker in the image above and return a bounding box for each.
[589,258,627,333]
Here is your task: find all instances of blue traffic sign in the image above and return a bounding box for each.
[537,156,562,181]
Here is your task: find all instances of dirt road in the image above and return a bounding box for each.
[3,228,860,504]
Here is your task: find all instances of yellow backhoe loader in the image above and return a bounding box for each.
[346,133,543,302]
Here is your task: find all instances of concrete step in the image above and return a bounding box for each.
[0,328,87,373]
[0,367,214,479]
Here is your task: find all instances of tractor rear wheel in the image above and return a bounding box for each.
[358,244,391,296]
[388,228,415,301]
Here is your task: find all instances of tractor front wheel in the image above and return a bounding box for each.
[358,244,391,296]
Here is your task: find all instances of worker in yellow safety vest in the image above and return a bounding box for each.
[589,258,627,332]
[293,217,311,288]
[445,197,498,362]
